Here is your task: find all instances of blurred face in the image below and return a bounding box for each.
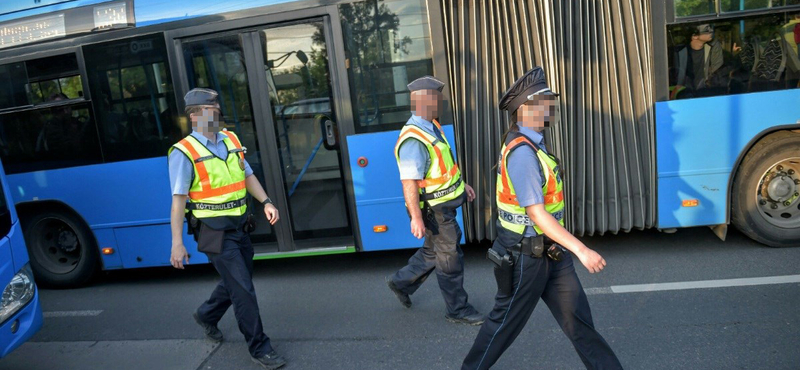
[411,89,442,121]
[693,24,714,43]
[516,96,557,132]
[191,106,222,134]
[695,32,713,42]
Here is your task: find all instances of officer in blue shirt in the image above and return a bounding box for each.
[386,76,484,325]
[461,69,622,369]
[168,88,286,369]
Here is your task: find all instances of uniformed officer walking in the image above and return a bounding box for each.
[385,76,484,325]
[168,88,286,370]
[461,68,623,369]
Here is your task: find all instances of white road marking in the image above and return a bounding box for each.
[584,275,800,295]
[44,310,103,318]
[583,287,613,295]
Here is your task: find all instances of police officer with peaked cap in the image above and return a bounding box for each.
[168,88,287,369]
[461,68,623,369]
[385,76,484,325]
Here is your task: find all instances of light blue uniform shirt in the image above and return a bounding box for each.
[507,126,548,237]
[168,131,254,196]
[397,115,439,180]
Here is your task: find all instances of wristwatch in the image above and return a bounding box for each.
[261,197,273,206]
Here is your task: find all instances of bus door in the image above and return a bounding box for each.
[174,11,356,254]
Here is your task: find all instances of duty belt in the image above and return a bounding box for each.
[187,197,247,211]
[420,177,462,201]
[508,236,545,258]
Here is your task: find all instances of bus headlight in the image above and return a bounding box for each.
[0,264,36,324]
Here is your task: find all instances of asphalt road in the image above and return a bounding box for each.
[2,227,798,370]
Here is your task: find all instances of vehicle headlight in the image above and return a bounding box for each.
[0,263,36,324]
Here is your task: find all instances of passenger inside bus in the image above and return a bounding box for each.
[35,93,90,156]
[669,12,800,100]
[780,13,800,88]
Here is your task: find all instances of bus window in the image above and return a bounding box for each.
[26,54,83,104]
[0,102,102,174]
[0,54,82,111]
[0,62,31,110]
[0,53,103,174]
[339,0,435,133]
[721,0,800,12]
[667,11,800,100]
[675,0,716,18]
[84,34,182,162]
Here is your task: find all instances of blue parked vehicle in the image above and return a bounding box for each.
[0,158,42,358]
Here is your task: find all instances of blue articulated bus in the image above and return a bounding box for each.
[0,0,796,287]
[0,156,42,358]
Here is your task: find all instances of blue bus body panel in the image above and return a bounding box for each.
[0,0,295,25]
[348,125,465,252]
[0,238,15,303]
[0,163,26,274]
[114,224,206,268]
[92,228,123,269]
[6,158,206,269]
[655,89,800,228]
[6,221,28,277]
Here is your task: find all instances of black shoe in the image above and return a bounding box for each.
[445,312,485,326]
[193,312,223,343]
[252,351,287,370]
[385,276,412,308]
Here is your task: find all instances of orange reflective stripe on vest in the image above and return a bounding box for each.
[178,138,212,193]
[220,130,245,161]
[498,136,562,206]
[431,118,444,132]
[191,181,246,200]
[395,125,451,187]
[418,163,460,187]
[178,137,246,200]
[421,119,456,188]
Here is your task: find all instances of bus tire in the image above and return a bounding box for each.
[23,210,99,287]
[731,131,800,248]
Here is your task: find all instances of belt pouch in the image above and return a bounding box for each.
[522,237,545,258]
[197,222,225,254]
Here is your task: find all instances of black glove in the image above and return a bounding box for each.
[244,214,256,233]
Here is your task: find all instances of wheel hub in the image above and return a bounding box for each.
[30,217,82,275]
[756,158,800,229]
[57,230,79,253]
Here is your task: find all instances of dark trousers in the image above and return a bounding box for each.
[462,246,622,370]
[390,205,477,317]
[196,229,272,358]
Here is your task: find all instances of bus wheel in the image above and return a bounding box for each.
[24,211,99,287]
[731,131,800,248]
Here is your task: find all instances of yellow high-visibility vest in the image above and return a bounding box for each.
[496,131,564,235]
[169,130,248,218]
[394,119,464,208]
